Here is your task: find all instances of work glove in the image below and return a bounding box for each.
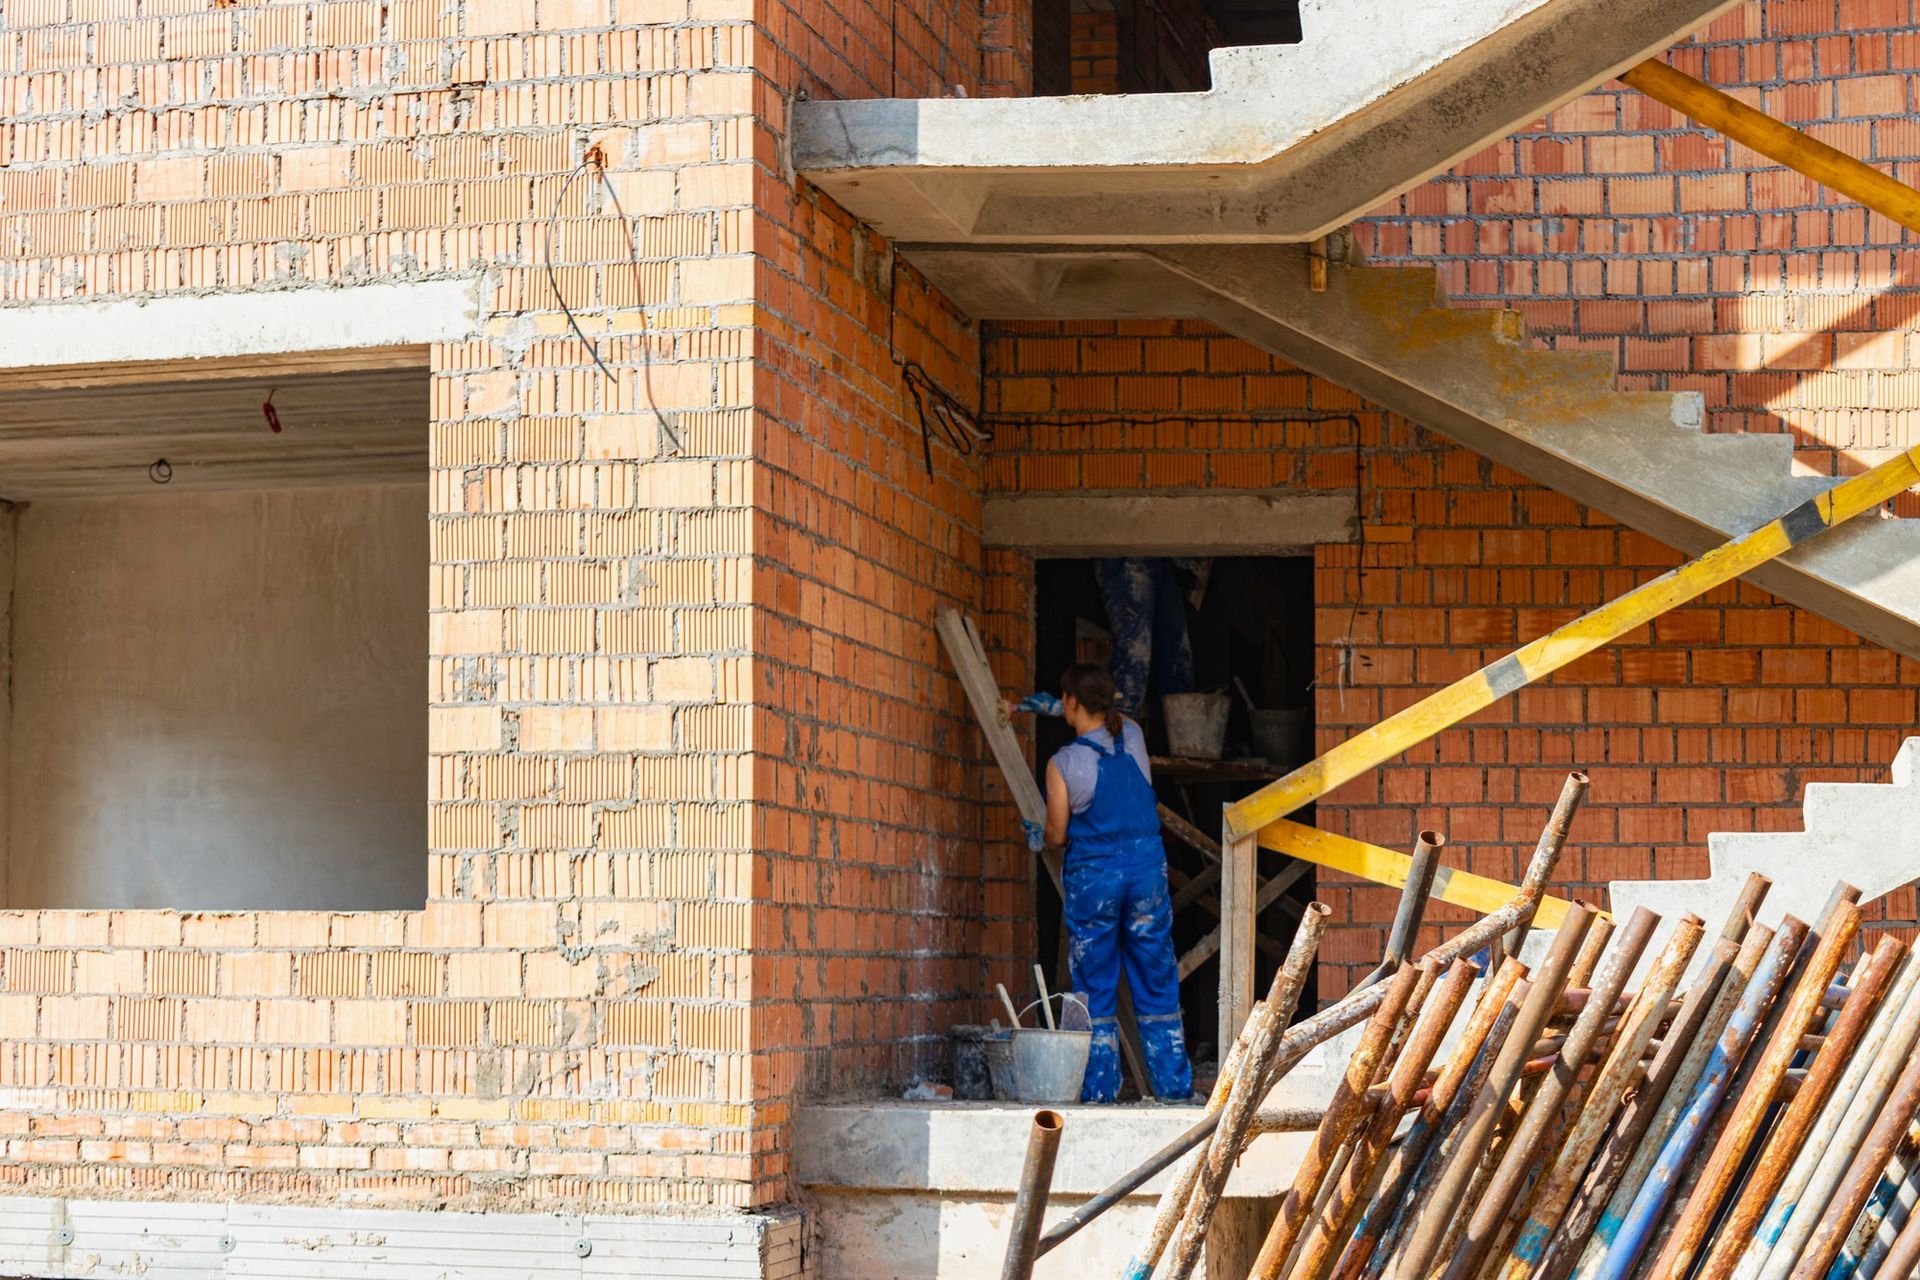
[1015,692,1063,717]
[1021,819,1046,853]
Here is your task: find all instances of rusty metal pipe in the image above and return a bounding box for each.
[1245,964,1424,1280]
[1721,872,1773,945]
[1334,957,1528,1280]
[1365,976,1531,1280]
[1445,907,1658,1280]
[1503,772,1590,961]
[1873,1180,1920,1280]
[1155,902,1331,1280]
[1358,831,1446,993]
[1585,916,1807,1280]
[1754,952,1920,1280]
[1653,902,1863,1280]
[1498,912,1705,1280]
[1288,959,1479,1280]
[1552,900,1769,1280]
[1568,915,1619,991]
[1389,902,1597,1280]
[1788,1017,1920,1280]
[999,1109,1063,1280]
[1695,934,1906,1280]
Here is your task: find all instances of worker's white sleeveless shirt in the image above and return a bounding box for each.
[1048,719,1153,814]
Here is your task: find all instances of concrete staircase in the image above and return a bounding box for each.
[897,242,1920,658]
[795,0,1745,245]
[1610,738,1920,957]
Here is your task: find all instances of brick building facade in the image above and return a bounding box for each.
[0,0,1914,1272]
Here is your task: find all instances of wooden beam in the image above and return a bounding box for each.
[1219,826,1258,1054]
[935,609,1151,1090]
[1621,58,1920,235]
[1179,860,1310,980]
[1256,820,1593,931]
[1222,445,1920,840]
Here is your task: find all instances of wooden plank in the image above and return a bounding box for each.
[1622,58,1920,235]
[1179,860,1309,980]
[1222,445,1920,839]
[1219,826,1259,1055]
[936,608,1150,1092]
[1256,819,1594,930]
[1160,803,1223,862]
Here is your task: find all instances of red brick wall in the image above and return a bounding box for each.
[1360,1,1920,515]
[984,316,1919,999]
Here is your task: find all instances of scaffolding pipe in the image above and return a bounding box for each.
[998,1110,1063,1280]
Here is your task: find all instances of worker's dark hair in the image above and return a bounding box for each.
[1061,663,1123,737]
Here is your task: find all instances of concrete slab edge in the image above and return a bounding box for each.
[0,278,485,369]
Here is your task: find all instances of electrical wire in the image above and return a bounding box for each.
[905,361,994,475]
[542,155,682,455]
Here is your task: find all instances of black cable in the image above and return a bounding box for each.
[904,361,993,475]
[542,156,682,455]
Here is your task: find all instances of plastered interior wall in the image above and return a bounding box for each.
[8,484,427,911]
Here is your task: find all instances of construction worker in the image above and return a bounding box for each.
[1094,556,1203,716]
[1014,663,1193,1103]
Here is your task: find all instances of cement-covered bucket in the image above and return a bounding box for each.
[1007,1028,1091,1104]
[1163,691,1231,759]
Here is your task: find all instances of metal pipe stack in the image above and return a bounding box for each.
[1012,777,1920,1280]
[1171,867,1920,1280]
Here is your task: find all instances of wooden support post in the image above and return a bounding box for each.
[1209,1196,1282,1279]
[1222,445,1920,840]
[1622,58,1920,235]
[1219,822,1259,1056]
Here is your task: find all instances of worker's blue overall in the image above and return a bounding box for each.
[1062,730,1194,1103]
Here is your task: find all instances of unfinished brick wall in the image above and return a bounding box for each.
[751,0,1036,1138]
[1360,0,1920,517]
[0,0,809,1218]
[984,321,1920,998]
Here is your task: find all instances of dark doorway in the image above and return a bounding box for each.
[1032,555,1317,1082]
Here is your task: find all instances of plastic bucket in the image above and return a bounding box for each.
[1250,708,1309,765]
[1009,1028,1092,1103]
[1163,692,1231,760]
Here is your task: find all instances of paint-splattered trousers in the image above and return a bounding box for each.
[1094,557,1195,717]
[1063,845,1194,1102]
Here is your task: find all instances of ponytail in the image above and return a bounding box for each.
[1060,663,1124,738]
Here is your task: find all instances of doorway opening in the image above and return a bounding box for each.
[1032,554,1317,1084]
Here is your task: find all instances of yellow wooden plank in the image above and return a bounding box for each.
[1257,819,1595,931]
[1622,59,1920,236]
[1223,445,1920,838]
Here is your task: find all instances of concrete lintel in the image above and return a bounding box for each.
[985,489,1356,556]
[794,1101,1313,1198]
[0,279,483,372]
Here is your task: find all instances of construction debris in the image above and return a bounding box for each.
[1006,774,1920,1280]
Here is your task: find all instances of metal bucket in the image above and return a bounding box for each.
[1251,707,1310,765]
[1163,691,1231,760]
[1009,1028,1092,1104]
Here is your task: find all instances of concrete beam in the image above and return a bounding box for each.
[795,1101,1313,1198]
[984,489,1356,556]
[0,279,482,372]
[794,0,1742,244]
